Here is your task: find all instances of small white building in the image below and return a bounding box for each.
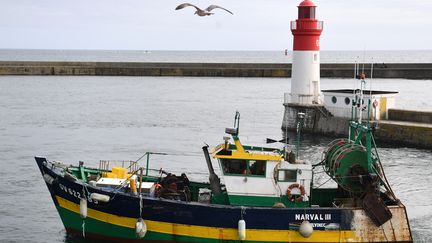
[322,89,398,120]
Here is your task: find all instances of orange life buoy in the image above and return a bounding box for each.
[287,183,305,202]
[154,183,162,192]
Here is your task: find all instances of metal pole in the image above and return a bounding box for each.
[296,122,300,159]
[139,168,143,194]
[145,153,150,176]
[296,113,305,161]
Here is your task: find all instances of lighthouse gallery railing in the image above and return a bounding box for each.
[291,21,323,31]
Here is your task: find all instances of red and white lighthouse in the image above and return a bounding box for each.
[289,0,323,104]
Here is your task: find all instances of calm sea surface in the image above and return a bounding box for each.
[0,50,431,242]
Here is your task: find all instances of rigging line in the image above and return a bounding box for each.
[135,152,149,163]
[313,177,333,189]
[155,152,202,156]
[139,194,143,218]
[135,151,170,163]
[312,159,325,168]
[272,162,283,200]
[82,220,86,238]
[312,170,327,174]
[371,135,398,200]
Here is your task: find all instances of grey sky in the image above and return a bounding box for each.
[1,0,431,50]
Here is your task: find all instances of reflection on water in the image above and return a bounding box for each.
[0,75,431,242]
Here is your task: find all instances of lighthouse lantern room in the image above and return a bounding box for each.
[288,0,323,105]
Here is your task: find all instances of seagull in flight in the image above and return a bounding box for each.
[175,3,233,16]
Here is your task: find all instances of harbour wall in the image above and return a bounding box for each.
[282,106,432,149]
[388,109,432,124]
[375,109,432,148]
[1,61,432,79]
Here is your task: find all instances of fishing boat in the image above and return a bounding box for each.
[36,78,412,242]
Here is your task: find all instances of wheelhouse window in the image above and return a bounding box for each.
[220,159,266,177]
[277,169,297,182]
[248,160,266,176]
[221,159,247,175]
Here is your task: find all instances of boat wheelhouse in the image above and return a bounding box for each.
[210,113,312,207]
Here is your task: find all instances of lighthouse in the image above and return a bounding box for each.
[289,0,323,104]
[282,0,325,132]
[282,1,401,141]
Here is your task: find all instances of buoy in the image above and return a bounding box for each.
[136,218,147,238]
[79,198,87,219]
[90,193,110,203]
[287,183,306,202]
[272,202,286,208]
[43,173,55,185]
[130,179,138,195]
[238,219,246,240]
[299,220,313,238]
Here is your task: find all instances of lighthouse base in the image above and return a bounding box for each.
[282,103,349,136]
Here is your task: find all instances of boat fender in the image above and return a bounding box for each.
[272,202,286,208]
[88,180,97,187]
[130,179,138,195]
[43,173,55,185]
[136,218,147,238]
[287,183,305,202]
[238,219,246,240]
[90,193,110,203]
[299,220,313,238]
[80,198,87,219]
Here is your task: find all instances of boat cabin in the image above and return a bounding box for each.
[211,129,312,208]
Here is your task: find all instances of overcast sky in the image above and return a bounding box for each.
[1,0,431,51]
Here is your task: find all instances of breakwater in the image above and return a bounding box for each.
[1,61,432,79]
[282,106,432,149]
[375,109,432,148]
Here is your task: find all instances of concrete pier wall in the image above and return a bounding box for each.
[1,61,432,79]
[374,120,432,149]
[388,109,432,123]
[282,105,432,149]
[377,109,432,148]
[282,104,349,137]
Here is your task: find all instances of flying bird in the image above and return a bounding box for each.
[175,3,233,16]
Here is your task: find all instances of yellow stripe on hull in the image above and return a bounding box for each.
[56,196,360,242]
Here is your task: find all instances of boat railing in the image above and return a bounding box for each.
[99,160,138,174]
